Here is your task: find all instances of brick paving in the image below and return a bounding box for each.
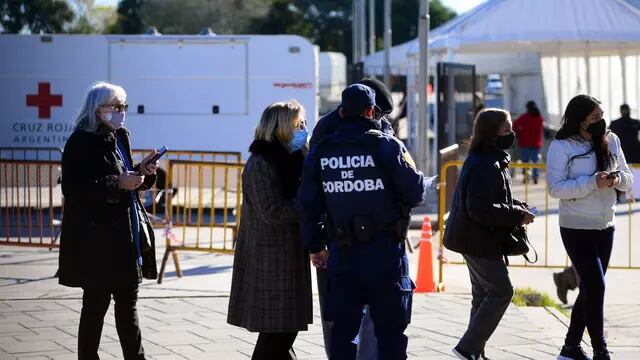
[1,230,639,359]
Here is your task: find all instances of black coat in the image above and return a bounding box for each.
[609,116,640,163]
[227,140,312,332]
[443,148,526,257]
[58,126,158,288]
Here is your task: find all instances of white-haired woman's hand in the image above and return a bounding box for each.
[139,150,160,176]
[119,172,145,190]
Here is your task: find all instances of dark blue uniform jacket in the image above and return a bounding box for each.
[298,117,425,259]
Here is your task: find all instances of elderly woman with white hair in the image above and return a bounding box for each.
[58,82,159,360]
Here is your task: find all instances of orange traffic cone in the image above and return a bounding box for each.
[415,216,436,293]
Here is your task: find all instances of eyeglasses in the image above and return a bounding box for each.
[103,103,129,113]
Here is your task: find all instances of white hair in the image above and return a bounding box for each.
[74,82,127,132]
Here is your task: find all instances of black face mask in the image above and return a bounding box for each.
[586,119,606,137]
[496,132,515,150]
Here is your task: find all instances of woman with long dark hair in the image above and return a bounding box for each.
[444,108,535,360]
[548,95,633,360]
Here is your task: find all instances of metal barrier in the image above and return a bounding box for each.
[0,147,63,161]
[437,161,640,289]
[157,159,243,283]
[130,149,242,222]
[0,159,63,248]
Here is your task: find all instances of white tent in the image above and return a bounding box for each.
[363,0,640,172]
[365,0,640,125]
[424,0,640,56]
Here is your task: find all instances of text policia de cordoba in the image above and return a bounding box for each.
[320,155,385,193]
[11,122,74,145]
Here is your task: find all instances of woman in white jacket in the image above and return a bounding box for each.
[547,95,633,360]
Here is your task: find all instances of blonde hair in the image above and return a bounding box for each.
[254,100,305,143]
[75,82,126,132]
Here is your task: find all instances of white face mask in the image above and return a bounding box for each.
[101,111,126,130]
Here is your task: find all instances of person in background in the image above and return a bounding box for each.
[309,77,395,360]
[513,101,544,184]
[609,104,640,164]
[58,82,159,360]
[609,103,640,202]
[553,265,580,304]
[444,108,535,360]
[227,100,312,360]
[547,95,633,360]
[299,84,425,360]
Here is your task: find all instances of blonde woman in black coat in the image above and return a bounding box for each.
[59,82,160,360]
[228,100,313,360]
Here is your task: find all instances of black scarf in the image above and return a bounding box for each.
[249,140,304,199]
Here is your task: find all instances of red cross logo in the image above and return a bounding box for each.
[26,82,63,119]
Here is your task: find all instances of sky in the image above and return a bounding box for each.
[94,0,486,15]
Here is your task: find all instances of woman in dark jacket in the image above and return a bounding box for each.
[58,82,159,360]
[444,108,535,360]
[227,100,313,360]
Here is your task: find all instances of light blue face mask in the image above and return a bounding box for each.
[289,126,308,151]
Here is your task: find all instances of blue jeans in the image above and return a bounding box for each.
[520,147,540,179]
[561,227,614,349]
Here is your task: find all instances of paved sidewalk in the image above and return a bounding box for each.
[1,239,639,359]
[0,294,581,360]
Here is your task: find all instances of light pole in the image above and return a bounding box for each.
[383,0,391,86]
[418,0,430,172]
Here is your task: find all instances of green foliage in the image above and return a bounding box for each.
[140,0,270,35]
[512,287,559,307]
[251,0,456,62]
[0,0,74,33]
[108,0,144,34]
[67,1,117,34]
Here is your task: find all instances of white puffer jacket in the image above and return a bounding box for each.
[546,132,634,230]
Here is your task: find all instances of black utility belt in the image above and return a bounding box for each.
[328,215,409,247]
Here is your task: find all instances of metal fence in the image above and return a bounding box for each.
[157,159,243,283]
[130,149,242,222]
[0,158,63,248]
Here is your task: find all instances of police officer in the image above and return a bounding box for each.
[311,77,396,360]
[298,84,425,360]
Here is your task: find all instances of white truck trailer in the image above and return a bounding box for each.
[0,34,318,157]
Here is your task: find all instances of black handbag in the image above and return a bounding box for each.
[503,225,538,265]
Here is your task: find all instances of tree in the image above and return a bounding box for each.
[114,0,272,35]
[250,0,456,63]
[387,0,456,47]
[251,0,315,37]
[68,0,117,34]
[108,0,144,34]
[0,0,74,33]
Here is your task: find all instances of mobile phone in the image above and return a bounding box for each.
[606,170,620,179]
[147,146,167,164]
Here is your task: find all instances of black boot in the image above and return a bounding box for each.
[593,347,611,360]
[553,272,569,304]
[558,345,591,360]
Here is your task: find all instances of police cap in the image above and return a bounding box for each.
[341,84,377,117]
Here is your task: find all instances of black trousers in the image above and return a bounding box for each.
[251,332,298,360]
[78,286,145,360]
[561,227,614,349]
